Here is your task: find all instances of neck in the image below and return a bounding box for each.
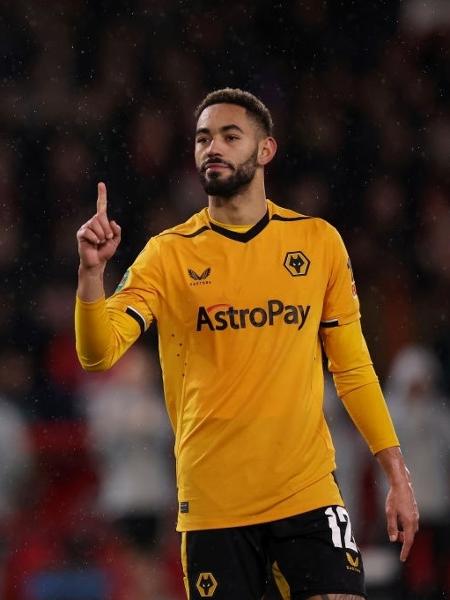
[207,179,267,225]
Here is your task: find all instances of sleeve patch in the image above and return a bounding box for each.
[114,268,130,293]
[348,258,357,298]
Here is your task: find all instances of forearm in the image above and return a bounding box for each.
[376,446,411,486]
[75,264,115,371]
[77,264,106,302]
[75,295,115,371]
[322,320,399,453]
[75,289,142,371]
[340,379,399,454]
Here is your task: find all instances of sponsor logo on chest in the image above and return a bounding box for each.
[196,299,311,331]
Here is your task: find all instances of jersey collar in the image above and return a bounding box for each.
[205,201,272,243]
[209,210,269,242]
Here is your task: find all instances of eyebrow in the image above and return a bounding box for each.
[195,124,245,136]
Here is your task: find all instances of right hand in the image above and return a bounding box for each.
[77,182,121,269]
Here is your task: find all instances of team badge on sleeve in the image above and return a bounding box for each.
[347,259,357,298]
[114,268,130,293]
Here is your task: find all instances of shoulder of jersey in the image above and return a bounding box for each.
[152,209,209,243]
[269,201,334,234]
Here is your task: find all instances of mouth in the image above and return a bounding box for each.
[206,165,230,173]
[202,161,233,173]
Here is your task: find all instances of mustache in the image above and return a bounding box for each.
[201,157,234,172]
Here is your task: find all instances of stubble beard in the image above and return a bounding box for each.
[198,149,259,198]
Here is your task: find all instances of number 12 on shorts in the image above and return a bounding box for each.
[325,506,358,552]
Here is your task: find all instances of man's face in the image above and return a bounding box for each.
[195,103,263,198]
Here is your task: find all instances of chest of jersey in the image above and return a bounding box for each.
[159,222,328,335]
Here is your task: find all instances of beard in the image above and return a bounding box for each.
[198,149,259,198]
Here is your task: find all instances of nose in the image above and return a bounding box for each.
[205,136,224,156]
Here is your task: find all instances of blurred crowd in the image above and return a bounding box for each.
[0,0,449,599]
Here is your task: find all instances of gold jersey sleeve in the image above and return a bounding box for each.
[321,319,399,454]
[75,238,160,370]
[74,296,139,371]
[75,200,400,531]
[320,225,360,327]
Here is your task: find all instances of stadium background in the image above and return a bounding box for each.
[0,0,449,598]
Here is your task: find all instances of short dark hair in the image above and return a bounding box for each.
[194,88,274,136]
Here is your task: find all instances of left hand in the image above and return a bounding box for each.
[376,446,419,561]
[385,467,419,561]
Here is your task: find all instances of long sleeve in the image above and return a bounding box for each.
[321,319,399,454]
[75,238,161,371]
[75,296,142,371]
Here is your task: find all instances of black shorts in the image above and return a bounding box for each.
[181,505,366,599]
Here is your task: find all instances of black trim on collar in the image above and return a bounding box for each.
[159,225,210,238]
[271,214,313,222]
[209,210,270,243]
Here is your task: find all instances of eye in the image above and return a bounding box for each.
[196,137,209,145]
[226,135,240,142]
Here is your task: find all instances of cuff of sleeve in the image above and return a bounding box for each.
[75,295,106,308]
[370,439,400,455]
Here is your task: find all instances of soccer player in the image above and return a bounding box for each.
[75,88,419,599]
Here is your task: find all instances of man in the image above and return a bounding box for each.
[75,88,419,599]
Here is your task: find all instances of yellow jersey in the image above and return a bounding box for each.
[75,200,399,530]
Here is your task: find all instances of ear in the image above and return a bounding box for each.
[258,136,277,166]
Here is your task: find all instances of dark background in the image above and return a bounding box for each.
[0,1,448,599]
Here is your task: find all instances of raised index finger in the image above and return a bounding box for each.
[97,182,107,214]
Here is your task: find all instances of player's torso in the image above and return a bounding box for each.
[154,210,331,424]
[159,216,328,337]
[152,209,339,527]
